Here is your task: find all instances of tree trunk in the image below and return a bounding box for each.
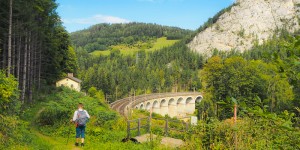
[21,31,27,103]
[17,36,21,81]
[27,32,32,103]
[12,23,16,76]
[2,40,6,69]
[7,0,13,75]
[38,41,42,90]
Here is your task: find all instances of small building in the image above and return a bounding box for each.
[56,73,82,92]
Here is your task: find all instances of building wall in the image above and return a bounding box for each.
[56,78,81,92]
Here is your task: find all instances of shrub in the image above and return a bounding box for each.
[95,110,118,127]
[0,115,32,149]
[0,71,20,115]
[184,110,300,149]
[37,101,70,126]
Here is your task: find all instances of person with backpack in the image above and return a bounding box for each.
[70,103,90,147]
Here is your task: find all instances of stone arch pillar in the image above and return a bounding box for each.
[185,97,195,114]
[146,102,151,111]
[168,98,177,117]
[177,97,186,117]
[160,99,168,116]
[195,95,203,103]
[152,100,160,114]
[140,103,144,110]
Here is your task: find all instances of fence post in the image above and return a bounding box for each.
[165,118,168,136]
[137,118,141,136]
[147,117,151,133]
[185,122,189,132]
[127,120,131,138]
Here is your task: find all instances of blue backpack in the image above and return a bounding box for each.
[76,110,88,127]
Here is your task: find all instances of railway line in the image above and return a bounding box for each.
[110,92,202,116]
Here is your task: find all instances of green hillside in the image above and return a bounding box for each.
[70,22,192,53]
[2,87,167,149]
[1,0,300,149]
[91,37,179,56]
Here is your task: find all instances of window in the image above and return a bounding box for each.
[71,84,74,88]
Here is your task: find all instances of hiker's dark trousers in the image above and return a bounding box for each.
[76,126,86,138]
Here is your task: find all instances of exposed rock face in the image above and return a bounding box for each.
[188,0,300,55]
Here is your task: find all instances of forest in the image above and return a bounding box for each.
[71,23,192,52]
[76,41,203,101]
[0,0,299,149]
[0,0,77,105]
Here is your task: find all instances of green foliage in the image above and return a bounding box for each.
[64,46,78,74]
[43,26,76,83]
[36,87,106,127]
[91,37,179,56]
[202,56,294,119]
[185,109,300,149]
[88,86,98,97]
[0,115,52,149]
[77,41,203,100]
[0,0,75,85]
[95,110,118,127]
[0,71,20,115]
[30,87,163,149]
[71,22,192,53]
[88,86,106,104]
[0,115,30,149]
[208,32,300,118]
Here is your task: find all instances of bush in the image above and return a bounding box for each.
[95,110,118,127]
[37,101,70,126]
[184,110,300,149]
[0,115,35,149]
[35,87,117,134]
[0,71,20,115]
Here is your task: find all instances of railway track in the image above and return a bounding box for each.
[110,92,202,116]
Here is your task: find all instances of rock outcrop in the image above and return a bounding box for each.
[188,0,300,55]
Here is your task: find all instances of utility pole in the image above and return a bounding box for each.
[133,90,135,102]
[128,90,135,119]
[234,104,237,123]
[234,104,238,150]
[105,94,112,104]
[115,86,118,101]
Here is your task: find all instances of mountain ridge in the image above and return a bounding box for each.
[70,22,192,53]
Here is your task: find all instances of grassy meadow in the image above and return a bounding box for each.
[91,37,179,56]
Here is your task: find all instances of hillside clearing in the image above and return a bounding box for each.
[91,37,178,56]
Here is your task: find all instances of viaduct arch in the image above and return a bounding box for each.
[111,92,203,118]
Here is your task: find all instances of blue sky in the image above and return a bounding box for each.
[56,0,234,32]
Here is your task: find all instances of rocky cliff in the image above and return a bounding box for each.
[188,0,300,55]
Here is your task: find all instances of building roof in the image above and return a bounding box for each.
[67,76,82,83]
[57,76,82,83]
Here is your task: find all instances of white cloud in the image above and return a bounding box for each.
[63,14,130,25]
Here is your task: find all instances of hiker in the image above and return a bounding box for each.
[70,103,90,147]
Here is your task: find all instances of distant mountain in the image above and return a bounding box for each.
[70,22,192,52]
[188,0,300,55]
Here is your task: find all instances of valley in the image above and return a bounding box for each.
[0,0,300,149]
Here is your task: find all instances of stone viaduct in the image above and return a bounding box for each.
[111,92,203,118]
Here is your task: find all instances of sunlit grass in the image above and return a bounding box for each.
[90,37,178,56]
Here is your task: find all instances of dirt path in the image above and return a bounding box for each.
[135,134,184,148]
[31,107,82,150]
